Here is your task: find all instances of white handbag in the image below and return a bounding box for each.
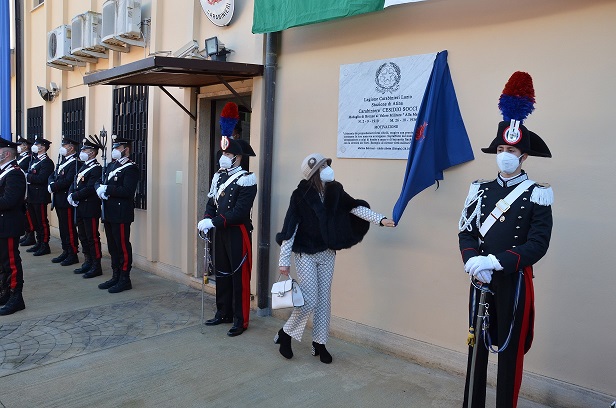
[271,275,304,310]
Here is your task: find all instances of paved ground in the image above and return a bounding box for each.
[0,237,555,408]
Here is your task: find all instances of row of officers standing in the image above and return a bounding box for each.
[0,133,139,316]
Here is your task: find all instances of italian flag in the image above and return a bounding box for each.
[252,0,426,34]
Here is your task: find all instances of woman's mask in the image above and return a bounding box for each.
[320,166,335,182]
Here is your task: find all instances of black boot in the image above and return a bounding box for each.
[311,342,332,364]
[74,255,92,274]
[60,252,79,266]
[0,286,10,306]
[33,242,51,256]
[20,232,36,246]
[52,250,69,263]
[98,269,120,290]
[227,318,245,337]
[274,328,293,359]
[26,241,41,253]
[108,274,132,293]
[0,291,26,316]
[82,259,103,279]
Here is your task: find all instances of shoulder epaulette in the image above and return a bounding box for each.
[530,183,553,206]
[237,172,257,187]
[472,178,494,185]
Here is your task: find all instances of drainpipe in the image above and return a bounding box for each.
[14,0,23,139]
[256,31,280,317]
[0,0,11,139]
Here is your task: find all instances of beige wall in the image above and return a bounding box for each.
[14,0,615,401]
[271,0,616,397]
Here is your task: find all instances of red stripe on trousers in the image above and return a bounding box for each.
[41,204,50,242]
[8,237,18,289]
[67,207,78,253]
[120,224,129,271]
[25,208,34,231]
[512,267,535,408]
[91,218,101,259]
[239,225,252,329]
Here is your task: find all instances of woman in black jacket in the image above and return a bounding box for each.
[275,153,395,363]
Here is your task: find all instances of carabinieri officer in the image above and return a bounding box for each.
[0,138,28,316]
[96,135,140,293]
[16,136,35,247]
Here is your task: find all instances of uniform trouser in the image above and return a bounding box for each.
[76,217,102,260]
[283,249,336,344]
[103,221,132,273]
[56,207,78,253]
[213,225,252,329]
[463,267,535,408]
[0,237,24,292]
[24,205,34,233]
[30,203,50,243]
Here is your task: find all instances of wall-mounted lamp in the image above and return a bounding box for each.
[204,36,232,62]
[37,82,60,102]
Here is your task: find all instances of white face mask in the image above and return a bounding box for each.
[320,166,335,182]
[59,147,68,157]
[31,145,39,154]
[496,152,522,174]
[79,151,90,162]
[111,149,122,160]
[219,155,234,169]
[17,146,22,154]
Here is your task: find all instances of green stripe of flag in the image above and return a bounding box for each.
[252,0,385,34]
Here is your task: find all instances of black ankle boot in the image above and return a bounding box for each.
[26,241,41,253]
[60,252,79,266]
[82,259,103,279]
[74,256,92,274]
[20,232,36,246]
[0,286,10,306]
[312,342,332,364]
[108,274,132,293]
[0,291,26,316]
[274,328,293,359]
[98,269,120,290]
[33,242,51,256]
[51,250,69,263]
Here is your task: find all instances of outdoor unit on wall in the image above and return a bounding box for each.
[47,25,83,71]
[101,0,138,51]
[116,0,145,47]
[71,11,108,59]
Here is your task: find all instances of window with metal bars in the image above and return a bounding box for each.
[112,86,148,210]
[26,106,43,140]
[62,97,85,143]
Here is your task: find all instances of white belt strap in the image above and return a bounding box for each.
[479,179,534,238]
[215,170,245,204]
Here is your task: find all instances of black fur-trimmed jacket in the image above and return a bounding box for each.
[276,180,370,254]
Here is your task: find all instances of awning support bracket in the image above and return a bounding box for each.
[216,75,252,113]
[158,85,197,121]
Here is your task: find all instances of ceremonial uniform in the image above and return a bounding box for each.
[48,141,80,266]
[0,141,27,316]
[16,142,35,246]
[458,172,553,407]
[26,140,54,256]
[205,165,257,332]
[97,147,139,293]
[458,71,553,408]
[70,156,103,279]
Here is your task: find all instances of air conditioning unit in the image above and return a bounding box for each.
[71,11,108,59]
[116,0,145,47]
[47,25,85,69]
[101,0,136,51]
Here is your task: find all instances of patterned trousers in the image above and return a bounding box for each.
[283,249,336,344]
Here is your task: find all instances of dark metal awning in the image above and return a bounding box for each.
[83,56,264,88]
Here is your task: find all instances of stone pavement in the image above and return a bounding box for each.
[0,237,555,408]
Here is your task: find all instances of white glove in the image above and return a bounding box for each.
[101,193,109,200]
[474,269,493,284]
[48,183,54,194]
[197,218,214,233]
[67,194,79,207]
[464,254,502,275]
[96,185,107,199]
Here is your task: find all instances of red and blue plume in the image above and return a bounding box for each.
[219,102,239,137]
[498,71,535,123]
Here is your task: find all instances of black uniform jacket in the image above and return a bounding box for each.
[69,159,102,218]
[204,168,257,231]
[458,172,553,275]
[276,180,370,254]
[48,155,78,210]
[17,152,32,172]
[26,154,54,204]
[0,160,27,238]
[99,158,140,224]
